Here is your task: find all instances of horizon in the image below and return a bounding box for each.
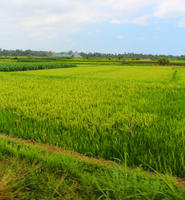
[0,48,185,57]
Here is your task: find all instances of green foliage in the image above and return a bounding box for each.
[17,57,57,62]
[157,57,170,65]
[0,62,76,72]
[0,136,185,200]
[1,56,185,67]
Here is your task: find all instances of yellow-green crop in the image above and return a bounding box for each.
[0,65,184,177]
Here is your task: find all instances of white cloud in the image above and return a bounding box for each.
[96,0,155,13]
[110,15,151,25]
[130,15,151,25]
[111,19,121,24]
[0,0,185,43]
[154,0,185,19]
[154,0,185,26]
[123,15,151,25]
[0,0,154,40]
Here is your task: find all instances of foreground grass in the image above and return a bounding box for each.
[0,135,185,200]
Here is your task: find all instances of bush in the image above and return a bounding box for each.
[157,58,170,65]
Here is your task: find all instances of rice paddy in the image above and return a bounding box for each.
[0,62,76,71]
[0,64,184,178]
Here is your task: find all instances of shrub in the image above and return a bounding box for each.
[157,57,170,65]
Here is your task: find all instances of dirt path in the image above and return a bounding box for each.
[0,133,185,188]
[0,133,114,168]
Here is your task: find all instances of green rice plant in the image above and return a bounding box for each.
[0,62,76,72]
[0,65,184,178]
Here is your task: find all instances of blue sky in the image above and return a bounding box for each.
[0,0,185,55]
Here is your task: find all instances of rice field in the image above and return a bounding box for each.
[0,64,185,177]
[0,62,76,71]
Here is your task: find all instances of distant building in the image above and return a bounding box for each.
[53,51,82,57]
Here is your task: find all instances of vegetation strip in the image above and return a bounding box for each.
[0,133,113,168]
[0,133,185,199]
[0,133,185,187]
[0,62,76,72]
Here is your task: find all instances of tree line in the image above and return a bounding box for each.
[0,49,49,57]
[0,48,185,60]
[79,52,185,60]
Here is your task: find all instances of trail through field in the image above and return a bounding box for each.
[0,133,113,168]
[170,69,178,82]
[0,133,185,189]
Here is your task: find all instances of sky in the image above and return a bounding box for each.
[0,0,185,55]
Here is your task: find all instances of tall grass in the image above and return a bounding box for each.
[0,136,184,200]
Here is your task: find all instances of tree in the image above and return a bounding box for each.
[157,57,170,65]
[27,54,32,58]
[48,51,53,57]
